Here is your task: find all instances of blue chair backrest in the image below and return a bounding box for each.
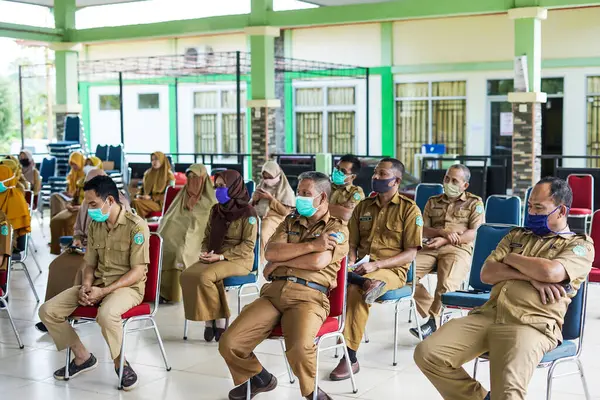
[64,115,81,142]
[523,186,533,224]
[415,183,444,213]
[108,145,123,171]
[562,280,587,341]
[245,181,255,198]
[421,144,446,154]
[95,144,109,161]
[252,234,260,273]
[406,260,414,283]
[470,224,516,291]
[485,195,522,225]
[39,157,56,183]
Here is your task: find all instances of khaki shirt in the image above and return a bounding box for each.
[330,184,365,207]
[0,212,10,271]
[474,228,594,342]
[201,207,258,270]
[349,192,423,278]
[84,207,150,296]
[268,211,349,289]
[424,192,485,253]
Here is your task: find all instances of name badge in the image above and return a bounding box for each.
[288,231,300,236]
[509,243,523,248]
[359,216,372,222]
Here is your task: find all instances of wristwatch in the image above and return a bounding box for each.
[219,254,225,261]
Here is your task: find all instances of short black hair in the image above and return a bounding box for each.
[379,157,405,176]
[448,164,471,183]
[339,154,362,175]
[298,171,332,199]
[83,175,121,204]
[536,176,573,208]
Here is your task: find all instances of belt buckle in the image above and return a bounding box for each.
[286,277,298,283]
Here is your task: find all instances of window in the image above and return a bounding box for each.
[294,85,357,154]
[587,77,600,167]
[99,94,120,111]
[193,88,246,155]
[138,93,160,110]
[395,81,466,174]
[487,78,564,96]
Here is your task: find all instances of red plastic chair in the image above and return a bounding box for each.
[147,186,182,232]
[63,232,171,388]
[0,226,24,349]
[567,174,594,233]
[173,172,187,186]
[589,210,600,283]
[262,257,358,400]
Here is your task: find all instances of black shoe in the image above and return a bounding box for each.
[228,372,278,400]
[54,353,98,380]
[159,296,170,304]
[484,392,491,400]
[35,322,48,332]
[409,318,437,340]
[116,360,138,391]
[204,321,216,342]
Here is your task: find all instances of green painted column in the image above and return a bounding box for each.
[380,22,395,157]
[510,7,545,92]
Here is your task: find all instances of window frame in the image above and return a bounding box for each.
[137,92,160,110]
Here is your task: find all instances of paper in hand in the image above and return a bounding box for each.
[348,255,370,272]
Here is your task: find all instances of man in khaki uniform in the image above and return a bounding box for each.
[39,175,149,391]
[329,154,365,222]
[219,171,348,400]
[411,164,485,339]
[415,177,594,400]
[329,158,423,380]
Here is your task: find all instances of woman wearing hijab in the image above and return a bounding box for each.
[180,170,257,342]
[50,151,85,218]
[49,156,104,255]
[132,151,175,218]
[35,169,131,333]
[0,164,31,253]
[158,164,217,303]
[1,158,28,193]
[18,150,41,195]
[251,161,295,263]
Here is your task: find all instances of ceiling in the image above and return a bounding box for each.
[4,0,148,8]
[302,0,394,5]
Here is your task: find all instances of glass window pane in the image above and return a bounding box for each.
[541,78,564,95]
[588,77,600,95]
[194,91,218,108]
[138,93,159,110]
[296,88,323,107]
[432,99,467,156]
[222,113,246,154]
[396,100,429,175]
[194,114,217,153]
[432,81,466,97]
[328,112,355,153]
[99,94,120,111]
[396,83,428,98]
[296,112,323,153]
[487,80,515,96]
[327,87,355,106]
[221,90,246,109]
[587,95,600,167]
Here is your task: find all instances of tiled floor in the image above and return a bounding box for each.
[2,218,600,399]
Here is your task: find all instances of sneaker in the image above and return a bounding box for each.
[228,372,277,400]
[116,361,138,391]
[409,318,437,340]
[54,353,98,380]
[35,322,48,333]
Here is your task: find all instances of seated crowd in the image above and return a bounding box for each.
[0,149,593,400]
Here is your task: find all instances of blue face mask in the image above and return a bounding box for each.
[88,200,111,223]
[296,195,320,218]
[0,175,16,194]
[215,187,231,204]
[331,168,348,186]
[372,177,397,193]
[525,206,572,236]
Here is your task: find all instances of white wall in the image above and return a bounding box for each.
[368,74,382,156]
[88,85,122,150]
[543,8,600,59]
[84,39,174,60]
[176,33,246,54]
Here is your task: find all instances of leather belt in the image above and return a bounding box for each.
[271,276,328,294]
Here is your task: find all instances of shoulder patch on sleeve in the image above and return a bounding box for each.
[249,216,257,225]
[572,244,587,257]
[353,192,362,201]
[0,225,8,236]
[416,215,424,227]
[475,203,484,214]
[133,232,145,245]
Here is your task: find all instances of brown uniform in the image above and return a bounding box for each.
[330,183,365,208]
[39,207,150,360]
[415,192,485,319]
[260,198,293,265]
[180,210,258,321]
[219,212,348,397]
[345,192,423,350]
[415,228,594,400]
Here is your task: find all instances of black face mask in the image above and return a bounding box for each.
[20,159,30,168]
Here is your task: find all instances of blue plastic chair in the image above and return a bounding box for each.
[485,195,522,225]
[473,280,590,400]
[245,180,255,198]
[183,222,261,340]
[440,224,516,325]
[39,156,57,183]
[523,186,533,225]
[371,261,421,366]
[415,183,444,213]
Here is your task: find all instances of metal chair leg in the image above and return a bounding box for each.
[279,340,295,384]
[64,320,75,380]
[393,302,400,366]
[246,379,251,400]
[341,337,358,394]
[117,319,130,390]
[31,253,42,274]
[1,297,24,349]
[577,359,591,400]
[473,358,479,379]
[363,328,369,343]
[183,319,189,340]
[18,262,40,302]
[151,317,171,371]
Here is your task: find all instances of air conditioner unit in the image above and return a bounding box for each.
[183,45,215,68]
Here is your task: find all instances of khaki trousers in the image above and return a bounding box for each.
[414,312,557,400]
[219,281,329,397]
[131,199,161,219]
[50,209,77,255]
[44,252,84,301]
[343,268,406,351]
[39,286,143,360]
[414,246,472,320]
[180,260,251,321]
[50,194,69,219]
[260,214,285,265]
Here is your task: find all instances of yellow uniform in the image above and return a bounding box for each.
[39,207,150,360]
[415,192,485,319]
[219,212,348,397]
[180,209,258,321]
[345,192,423,350]
[0,212,11,277]
[415,228,594,400]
